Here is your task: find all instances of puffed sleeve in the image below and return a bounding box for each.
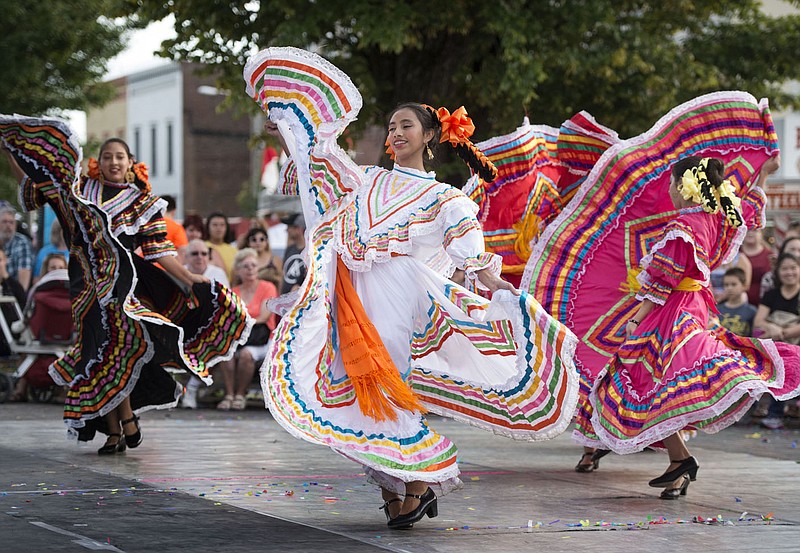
[635,223,696,305]
[137,214,177,261]
[439,193,502,286]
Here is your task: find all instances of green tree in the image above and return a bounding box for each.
[126,0,800,141]
[0,1,136,205]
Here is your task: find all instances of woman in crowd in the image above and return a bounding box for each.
[236,227,283,287]
[217,248,278,410]
[206,211,237,281]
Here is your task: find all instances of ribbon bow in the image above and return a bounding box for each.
[436,106,475,146]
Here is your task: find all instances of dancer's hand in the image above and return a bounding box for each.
[477,269,520,296]
[761,154,781,176]
[625,320,639,338]
[187,273,210,285]
[264,121,280,136]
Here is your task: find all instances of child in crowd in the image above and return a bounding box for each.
[717,267,757,336]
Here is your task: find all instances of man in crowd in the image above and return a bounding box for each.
[0,203,32,290]
[280,213,307,294]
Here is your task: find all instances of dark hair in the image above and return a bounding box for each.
[162,195,177,212]
[779,236,800,256]
[241,226,270,251]
[42,252,67,274]
[774,253,800,290]
[723,267,747,285]
[98,138,134,160]
[206,211,233,243]
[183,213,207,240]
[388,102,497,182]
[670,156,742,227]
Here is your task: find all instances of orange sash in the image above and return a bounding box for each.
[334,257,426,421]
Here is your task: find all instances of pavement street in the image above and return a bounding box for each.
[1,402,799,553]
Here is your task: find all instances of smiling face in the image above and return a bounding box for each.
[777,257,800,288]
[387,108,435,169]
[99,141,134,183]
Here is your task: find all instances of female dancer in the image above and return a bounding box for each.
[579,156,800,497]
[246,47,578,530]
[0,119,252,453]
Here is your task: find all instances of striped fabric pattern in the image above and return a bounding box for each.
[0,115,253,437]
[251,47,580,485]
[522,92,780,389]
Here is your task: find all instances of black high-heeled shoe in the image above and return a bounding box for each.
[575,452,598,473]
[121,415,142,449]
[379,497,403,522]
[659,474,690,500]
[648,456,698,488]
[97,433,126,455]
[387,488,438,529]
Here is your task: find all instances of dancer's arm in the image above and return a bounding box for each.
[158,254,209,288]
[625,299,655,337]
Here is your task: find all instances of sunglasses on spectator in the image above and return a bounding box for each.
[189,251,210,257]
[249,236,267,242]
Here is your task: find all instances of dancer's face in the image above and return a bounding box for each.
[99,142,133,183]
[668,175,691,209]
[387,108,434,168]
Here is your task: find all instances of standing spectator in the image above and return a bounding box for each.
[280,213,307,294]
[33,220,69,280]
[205,212,237,281]
[0,204,33,290]
[161,195,188,263]
[741,227,775,306]
[717,268,757,336]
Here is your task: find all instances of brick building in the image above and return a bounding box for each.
[86,63,251,219]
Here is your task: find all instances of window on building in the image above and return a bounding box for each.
[134,128,140,159]
[151,125,157,176]
[167,122,174,175]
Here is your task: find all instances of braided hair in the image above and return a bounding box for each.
[670,156,744,227]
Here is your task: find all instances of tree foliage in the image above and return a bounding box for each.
[0,1,138,205]
[126,0,800,141]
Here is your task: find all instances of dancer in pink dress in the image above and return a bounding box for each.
[578,155,800,498]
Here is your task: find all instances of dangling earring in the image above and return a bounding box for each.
[425,145,434,160]
[125,169,135,184]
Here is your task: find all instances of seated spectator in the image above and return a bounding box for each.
[8,250,69,401]
[760,236,800,300]
[717,268,757,336]
[180,239,229,409]
[741,227,775,306]
[237,227,283,288]
[0,204,33,290]
[754,253,800,429]
[206,212,238,281]
[33,220,69,282]
[217,248,278,411]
